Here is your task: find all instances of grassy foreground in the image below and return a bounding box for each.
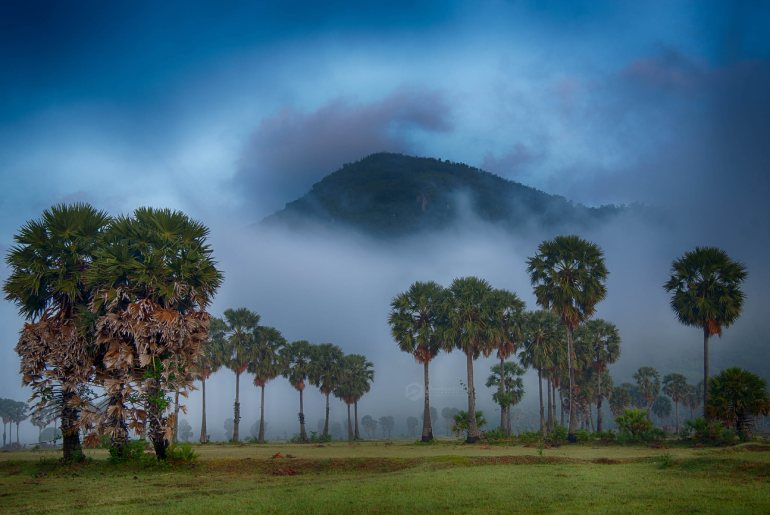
[1,441,769,513]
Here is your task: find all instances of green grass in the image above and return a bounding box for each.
[1,441,769,513]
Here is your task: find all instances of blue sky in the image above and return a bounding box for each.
[2,1,770,426]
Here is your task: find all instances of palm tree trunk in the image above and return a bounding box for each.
[200,378,208,444]
[173,389,180,444]
[703,328,710,420]
[674,401,679,433]
[596,370,603,432]
[465,351,480,443]
[258,385,266,443]
[566,327,577,440]
[16,422,20,445]
[233,371,241,442]
[61,389,83,462]
[346,403,353,441]
[354,401,360,440]
[422,360,433,442]
[299,388,307,442]
[538,368,545,436]
[499,357,507,435]
[546,377,553,432]
[323,392,330,438]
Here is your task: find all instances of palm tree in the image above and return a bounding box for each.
[379,416,395,439]
[248,325,287,443]
[282,340,315,442]
[88,208,222,459]
[218,308,260,443]
[443,276,496,443]
[4,203,111,461]
[488,289,526,436]
[308,343,344,440]
[197,317,226,444]
[634,367,661,416]
[574,319,620,431]
[388,281,446,442]
[519,310,560,435]
[683,383,701,419]
[707,367,770,439]
[664,247,747,418]
[527,235,608,441]
[349,354,375,440]
[610,385,632,417]
[662,373,688,432]
[485,362,525,434]
[441,407,459,436]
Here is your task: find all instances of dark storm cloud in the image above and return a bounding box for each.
[236,88,453,213]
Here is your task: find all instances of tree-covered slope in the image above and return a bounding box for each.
[263,153,621,236]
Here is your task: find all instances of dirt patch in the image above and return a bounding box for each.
[592,458,620,464]
[742,444,770,453]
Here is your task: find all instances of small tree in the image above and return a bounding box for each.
[379,416,395,439]
[707,368,770,440]
[452,410,487,436]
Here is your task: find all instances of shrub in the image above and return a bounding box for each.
[595,430,616,443]
[574,429,591,443]
[547,425,568,445]
[682,417,738,446]
[108,440,147,464]
[615,409,653,442]
[167,443,198,463]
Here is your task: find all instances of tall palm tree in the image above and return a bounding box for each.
[88,208,222,459]
[634,366,661,416]
[197,317,226,444]
[574,319,620,431]
[348,354,374,440]
[308,343,344,439]
[527,235,608,441]
[487,289,526,436]
[662,373,688,433]
[218,308,260,443]
[388,281,446,442]
[664,247,747,418]
[520,310,560,435]
[334,354,374,440]
[282,340,315,442]
[485,361,525,434]
[443,276,496,443]
[248,325,287,443]
[4,203,111,461]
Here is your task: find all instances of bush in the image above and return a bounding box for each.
[574,429,591,443]
[167,443,198,463]
[547,425,568,445]
[517,431,543,445]
[595,430,616,443]
[481,428,511,443]
[108,439,147,464]
[615,409,654,442]
[682,418,738,446]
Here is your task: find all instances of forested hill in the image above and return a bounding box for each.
[263,153,623,237]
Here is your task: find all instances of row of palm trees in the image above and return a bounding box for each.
[389,235,610,442]
[390,236,748,442]
[0,398,29,447]
[199,308,375,443]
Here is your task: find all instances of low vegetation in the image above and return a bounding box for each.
[1,442,769,513]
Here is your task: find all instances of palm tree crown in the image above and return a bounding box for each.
[664,246,747,336]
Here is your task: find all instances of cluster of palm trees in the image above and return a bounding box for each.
[201,308,375,443]
[390,235,610,442]
[609,369,701,432]
[391,237,751,443]
[3,203,223,461]
[0,398,29,447]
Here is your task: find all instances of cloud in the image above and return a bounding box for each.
[235,88,453,214]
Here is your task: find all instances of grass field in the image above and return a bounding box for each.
[1,440,769,513]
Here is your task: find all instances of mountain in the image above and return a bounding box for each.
[263,153,622,237]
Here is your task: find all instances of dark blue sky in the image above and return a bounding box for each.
[1,1,769,408]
